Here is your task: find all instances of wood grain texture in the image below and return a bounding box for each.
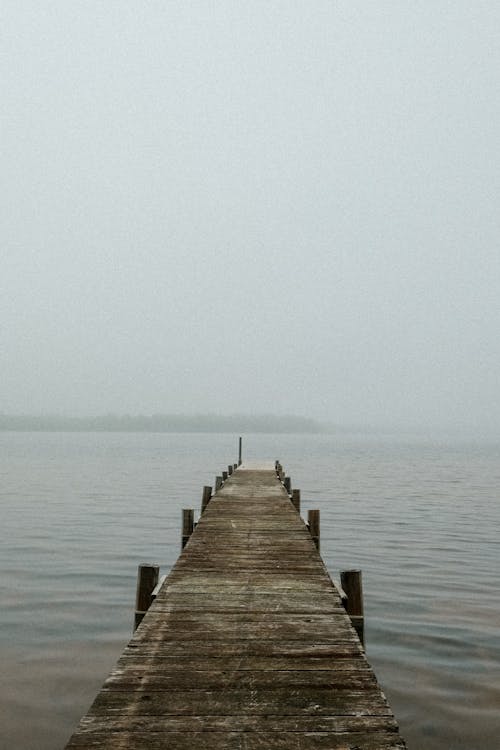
[64,466,406,749]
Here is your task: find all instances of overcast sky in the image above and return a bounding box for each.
[2,2,500,432]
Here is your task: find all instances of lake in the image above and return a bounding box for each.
[1,431,499,748]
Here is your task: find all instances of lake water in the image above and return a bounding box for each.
[1,431,499,749]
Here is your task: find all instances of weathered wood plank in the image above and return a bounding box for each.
[89,687,391,716]
[103,668,377,690]
[70,714,400,734]
[67,732,406,750]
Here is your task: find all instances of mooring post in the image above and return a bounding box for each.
[134,563,159,631]
[308,509,320,551]
[291,488,301,512]
[238,436,242,466]
[340,569,364,647]
[215,475,223,492]
[228,465,233,476]
[233,463,237,471]
[181,508,194,549]
[222,470,228,481]
[284,476,291,495]
[201,485,212,513]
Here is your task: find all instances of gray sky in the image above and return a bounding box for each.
[2,2,500,432]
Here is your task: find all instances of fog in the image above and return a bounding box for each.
[2,2,500,434]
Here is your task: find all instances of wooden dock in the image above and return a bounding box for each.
[65,461,406,749]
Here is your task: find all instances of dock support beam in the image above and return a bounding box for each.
[283,476,291,495]
[182,509,194,548]
[307,509,320,551]
[341,569,364,647]
[215,476,222,492]
[238,436,242,466]
[134,563,159,630]
[291,488,300,512]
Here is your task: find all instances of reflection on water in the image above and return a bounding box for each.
[1,431,499,748]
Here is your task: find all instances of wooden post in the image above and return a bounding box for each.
[215,476,222,492]
[283,476,291,495]
[222,470,228,481]
[201,485,212,513]
[228,465,233,476]
[308,509,320,551]
[233,463,237,471]
[182,508,194,549]
[340,569,364,647]
[134,563,159,631]
[238,436,242,466]
[291,488,300,512]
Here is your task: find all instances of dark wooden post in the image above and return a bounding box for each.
[341,569,364,647]
[201,485,212,513]
[228,465,233,476]
[215,475,222,492]
[291,488,300,512]
[233,463,238,471]
[134,563,159,630]
[308,509,320,551]
[222,470,228,481]
[182,508,194,548]
[238,436,242,465]
[283,476,291,495]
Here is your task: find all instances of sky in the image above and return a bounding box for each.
[2,2,500,433]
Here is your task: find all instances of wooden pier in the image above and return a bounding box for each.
[65,461,406,749]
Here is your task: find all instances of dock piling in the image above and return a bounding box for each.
[291,488,301,512]
[307,508,320,550]
[238,436,242,465]
[284,476,291,495]
[201,485,212,513]
[215,475,222,492]
[134,563,159,630]
[340,569,364,646]
[181,508,194,548]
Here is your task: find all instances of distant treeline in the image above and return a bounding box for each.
[0,413,324,434]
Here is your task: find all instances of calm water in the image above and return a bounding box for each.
[1,431,499,749]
